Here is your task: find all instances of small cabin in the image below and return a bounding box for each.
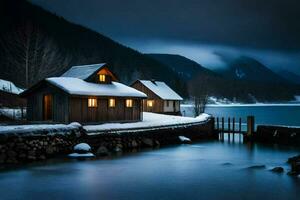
[20,63,147,124]
[131,80,183,115]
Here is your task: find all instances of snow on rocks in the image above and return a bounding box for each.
[0,122,82,136]
[178,136,191,143]
[73,143,91,153]
[0,79,24,94]
[69,143,94,158]
[84,112,210,134]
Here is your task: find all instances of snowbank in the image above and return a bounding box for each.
[84,112,210,133]
[0,79,24,94]
[0,122,82,135]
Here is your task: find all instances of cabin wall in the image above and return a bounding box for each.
[26,85,69,123]
[69,97,142,124]
[163,101,180,112]
[132,81,164,113]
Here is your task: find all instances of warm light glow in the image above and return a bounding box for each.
[109,98,116,107]
[126,99,133,107]
[99,74,106,82]
[147,100,154,107]
[88,98,97,107]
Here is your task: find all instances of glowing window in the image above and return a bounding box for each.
[147,100,154,107]
[88,98,97,107]
[126,99,133,107]
[99,74,106,82]
[109,98,116,107]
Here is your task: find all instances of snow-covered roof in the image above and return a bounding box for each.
[46,77,147,98]
[61,63,106,80]
[0,79,24,94]
[138,80,183,100]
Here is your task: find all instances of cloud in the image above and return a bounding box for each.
[120,38,300,74]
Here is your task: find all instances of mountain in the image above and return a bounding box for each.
[149,53,299,102]
[146,54,218,80]
[214,56,288,84]
[0,0,187,97]
[276,70,300,85]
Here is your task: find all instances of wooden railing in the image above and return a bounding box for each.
[214,116,255,141]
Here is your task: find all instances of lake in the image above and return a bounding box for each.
[1,105,300,200]
[183,104,300,127]
[0,139,300,200]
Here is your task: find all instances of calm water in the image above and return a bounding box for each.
[1,105,300,200]
[205,104,300,126]
[0,139,300,200]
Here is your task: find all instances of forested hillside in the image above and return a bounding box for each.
[0,0,187,96]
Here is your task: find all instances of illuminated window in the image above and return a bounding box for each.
[147,100,154,107]
[109,98,116,107]
[88,98,97,107]
[99,74,106,82]
[126,99,133,107]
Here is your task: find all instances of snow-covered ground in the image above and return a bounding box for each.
[0,122,81,135]
[84,112,210,133]
[0,113,210,135]
[0,79,24,94]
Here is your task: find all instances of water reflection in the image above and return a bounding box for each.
[0,140,300,200]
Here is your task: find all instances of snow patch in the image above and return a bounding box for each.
[235,68,246,79]
[0,79,24,94]
[178,136,191,142]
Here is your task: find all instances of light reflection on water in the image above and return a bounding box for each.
[0,139,300,200]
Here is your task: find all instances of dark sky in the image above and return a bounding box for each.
[30,0,300,73]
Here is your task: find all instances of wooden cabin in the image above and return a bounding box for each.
[131,80,183,115]
[20,63,147,124]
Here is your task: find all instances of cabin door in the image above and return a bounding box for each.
[43,94,53,121]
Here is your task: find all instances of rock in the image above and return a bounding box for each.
[7,150,17,158]
[288,155,300,163]
[96,146,109,156]
[142,138,153,147]
[246,165,266,170]
[45,147,55,155]
[178,136,192,144]
[222,162,233,166]
[131,140,138,148]
[271,167,284,173]
[73,143,91,153]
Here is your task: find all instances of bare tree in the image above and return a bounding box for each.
[0,21,71,88]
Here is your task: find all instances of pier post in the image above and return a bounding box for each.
[239,118,242,141]
[247,116,255,137]
[228,117,231,141]
[233,117,235,141]
[221,117,224,141]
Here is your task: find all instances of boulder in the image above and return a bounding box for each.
[96,146,109,156]
[178,136,192,144]
[73,143,91,154]
[142,138,153,147]
[271,167,284,173]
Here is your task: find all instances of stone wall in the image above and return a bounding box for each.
[254,125,300,145]
[0,119,215,165]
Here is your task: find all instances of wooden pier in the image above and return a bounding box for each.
[214,116,255,141]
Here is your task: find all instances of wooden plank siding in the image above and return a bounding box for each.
[26,83,69,123]
[131,81,164,113]
[69,97,142,124]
